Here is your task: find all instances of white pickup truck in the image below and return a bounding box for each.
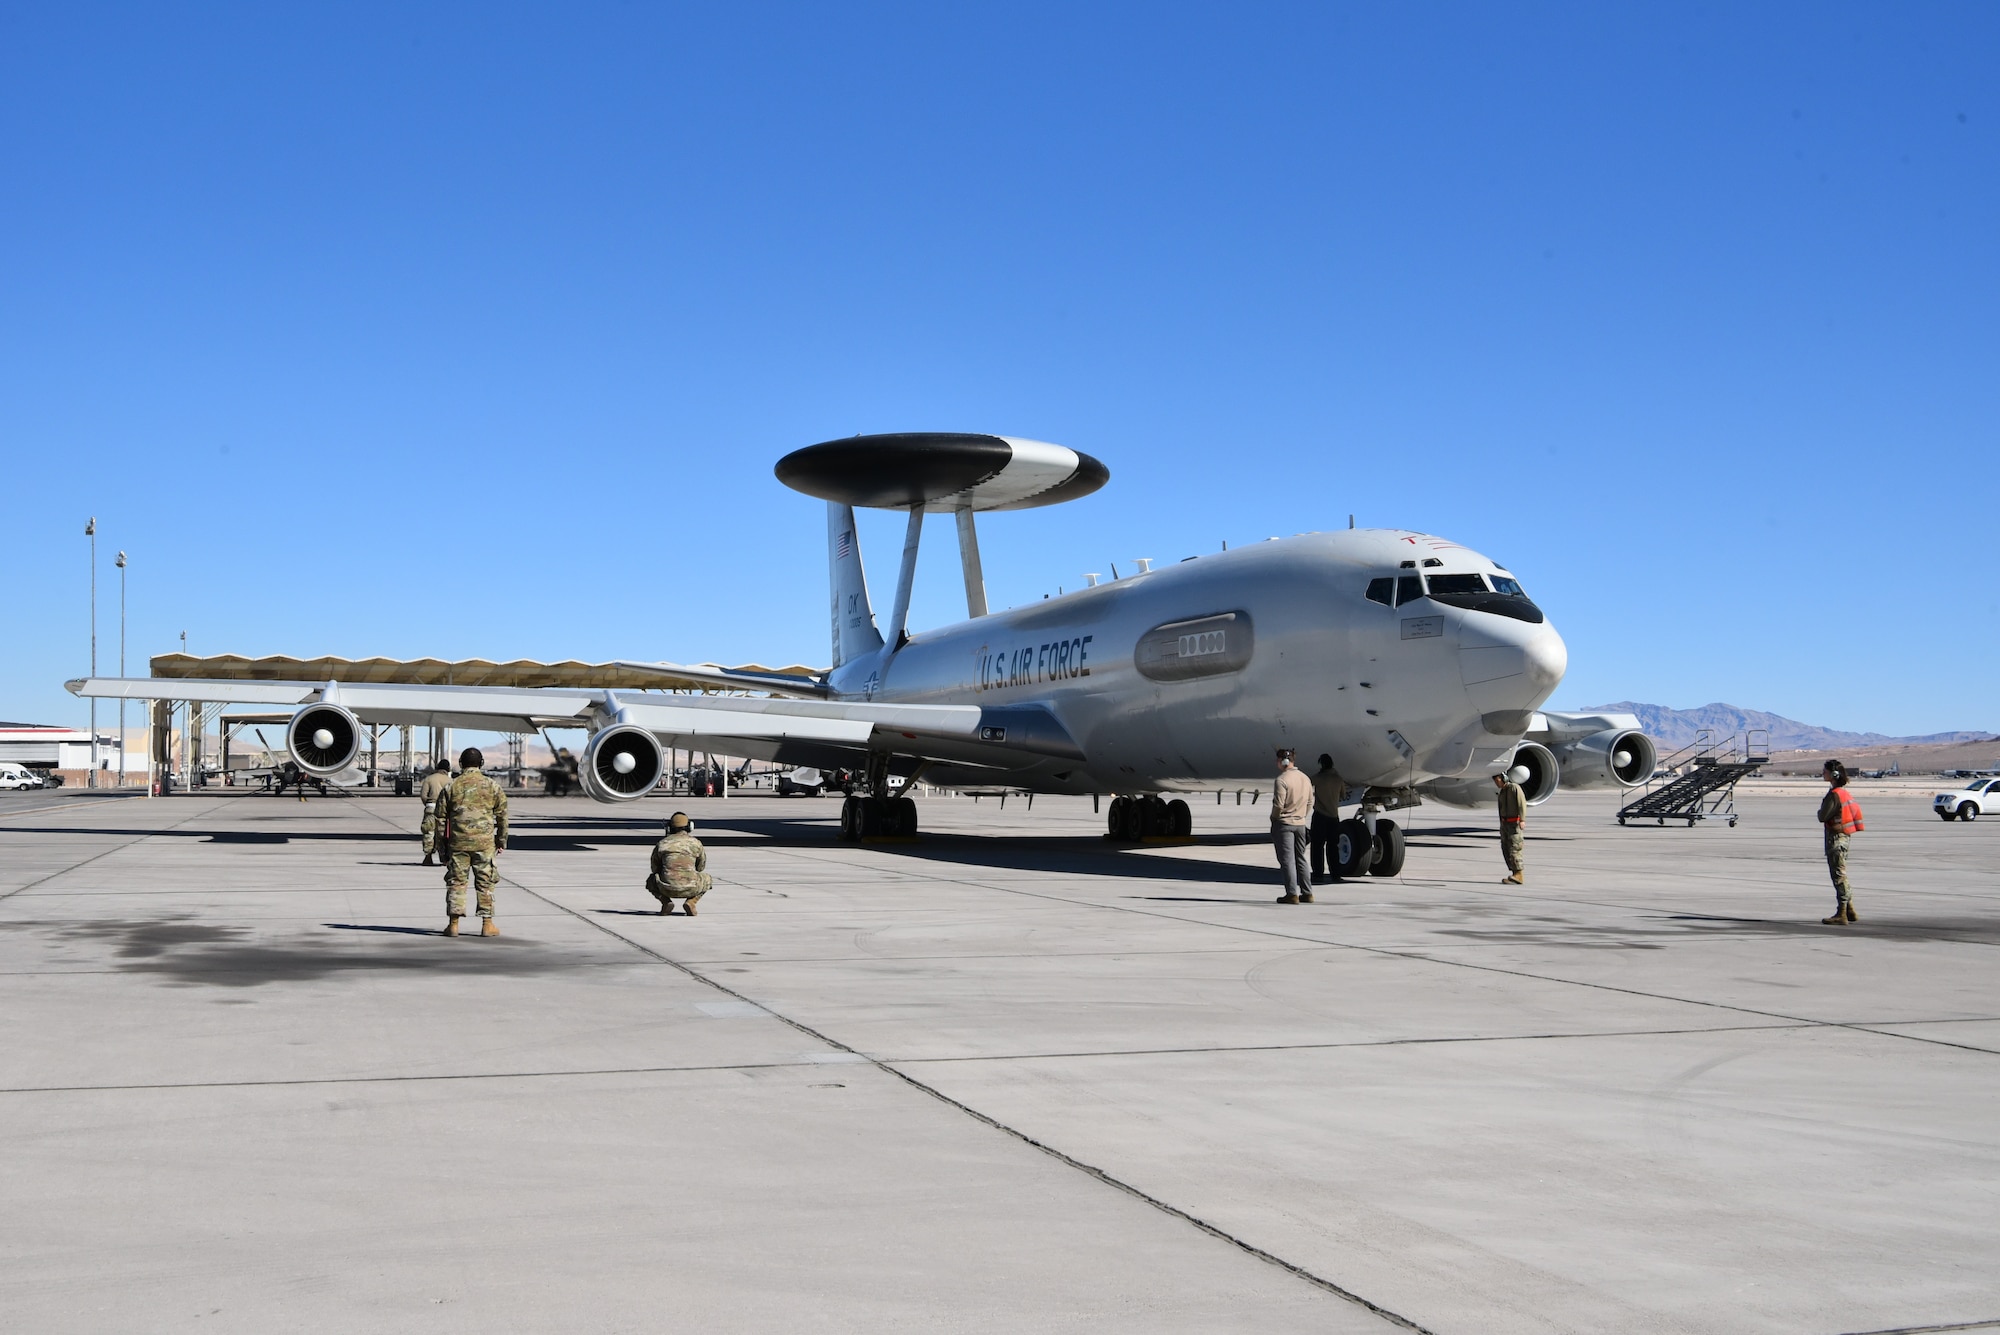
[1934,778,1998,821]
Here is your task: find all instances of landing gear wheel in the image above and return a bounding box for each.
[1121,798,1146,840]
[1167,798,1192,838]
[1368,820,1405,877]
[1333,819,1375,878]
[1140,796,1170,837]
[839,795,860,841]
[1961,805,1978,822]
[893,796,919,837]
[1107,796,1126,837]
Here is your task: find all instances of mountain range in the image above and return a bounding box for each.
[1575,702,1995,753]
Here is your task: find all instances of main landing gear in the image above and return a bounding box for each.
[839,752,919,840]
[840,793,918,840]
[1106,795,1193,840]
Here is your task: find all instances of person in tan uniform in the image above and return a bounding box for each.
[418,759,453,866]
[1494,768,1527,884]
[1272,748,1315,903]
[1308,753,1347,879]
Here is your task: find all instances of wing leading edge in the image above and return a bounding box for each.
[65,676,974,751]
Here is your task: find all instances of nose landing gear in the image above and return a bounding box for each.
[1331,813,1406,877]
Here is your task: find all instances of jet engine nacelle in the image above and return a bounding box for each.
[1553,728,1655,790]
[1419,741,1561,808]
[288,703,362,777]
[580,724,665,803]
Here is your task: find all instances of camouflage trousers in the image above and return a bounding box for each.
[1825,831,1851,906]
[420,804,438,854]
[1501,824,1525,874]
[646,873,707,909]
[445,838,499,919]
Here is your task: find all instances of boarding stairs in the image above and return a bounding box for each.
[1617,730,1768,828]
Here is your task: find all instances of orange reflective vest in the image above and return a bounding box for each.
[1830,790,1864,834]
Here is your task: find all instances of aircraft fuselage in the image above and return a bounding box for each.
[830,528,1566,794]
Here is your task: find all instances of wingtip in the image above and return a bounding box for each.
[63,678,87,696]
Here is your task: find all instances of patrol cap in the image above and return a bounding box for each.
[459,747,484,769]
[668,811,692,831]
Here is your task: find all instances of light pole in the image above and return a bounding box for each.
[116,551,127,787]
[85,517,96,788]
[179,630,188,788]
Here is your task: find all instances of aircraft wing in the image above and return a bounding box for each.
[65,676,974,748]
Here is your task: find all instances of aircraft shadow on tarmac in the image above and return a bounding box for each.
[4,916,591,988]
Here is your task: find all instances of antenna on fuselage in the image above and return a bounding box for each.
[773,433,1110,631]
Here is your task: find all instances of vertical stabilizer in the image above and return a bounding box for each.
[827,502,885,669]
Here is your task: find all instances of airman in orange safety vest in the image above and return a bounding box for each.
[1816,759,1863,925]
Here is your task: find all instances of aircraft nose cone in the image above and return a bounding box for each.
[1523,626,1566,693]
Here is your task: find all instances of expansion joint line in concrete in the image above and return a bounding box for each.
[1837,1319,2000,1334]
[762,846,2000,1061]
[0,798,226,903]
[348,807,1436,1334]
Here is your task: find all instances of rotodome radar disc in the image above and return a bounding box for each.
[774,433,1108,512]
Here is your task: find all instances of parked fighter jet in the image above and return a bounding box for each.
[67,433,1653,876]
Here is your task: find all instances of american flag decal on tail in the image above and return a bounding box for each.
[836,530,852,560]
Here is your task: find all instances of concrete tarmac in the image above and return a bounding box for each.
[1,782,1996,1333]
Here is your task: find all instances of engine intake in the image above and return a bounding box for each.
[581,725,664,802]
[1510,741,1561,804]
[1555,728,1656,790]
[288,704,362,777]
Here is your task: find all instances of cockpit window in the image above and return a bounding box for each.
[1426,574,1488,596]
[1491,575,1527,597]
[1395,575,1425,606]
[1365,577,1393,607]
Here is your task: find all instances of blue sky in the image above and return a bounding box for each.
[3,2,1995,736]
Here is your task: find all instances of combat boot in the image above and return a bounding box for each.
[682,900,698,917]
[1275,893,1299,904]
[1502,873,1524,885]
[442,916,461,937]
[481,918,499,938]
[1299,891,1315,904]
[1844,901,1859,923]
[658,903,674,916]
[1821,910,1847,925]
[422,852,435,866]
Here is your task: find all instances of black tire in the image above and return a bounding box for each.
[895,796,919,837]
[857,796,884,838]
[1333,819,1375,878]
[1120,799,1145,841]
[1108,796,1127,838]
[1960,804,1978,822]
[1167,798,1192,838]
[1369,821,1405,877]
[839,795,859,840]
[1939,810,1955,821]
[1141,797,1168,838]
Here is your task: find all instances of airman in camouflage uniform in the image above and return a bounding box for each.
[1494,770,1527,884]
[647,812,711,916]
[439,747,509,937]
[418,760,453,866]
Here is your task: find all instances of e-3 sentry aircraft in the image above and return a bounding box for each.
[69,433,1654,877]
